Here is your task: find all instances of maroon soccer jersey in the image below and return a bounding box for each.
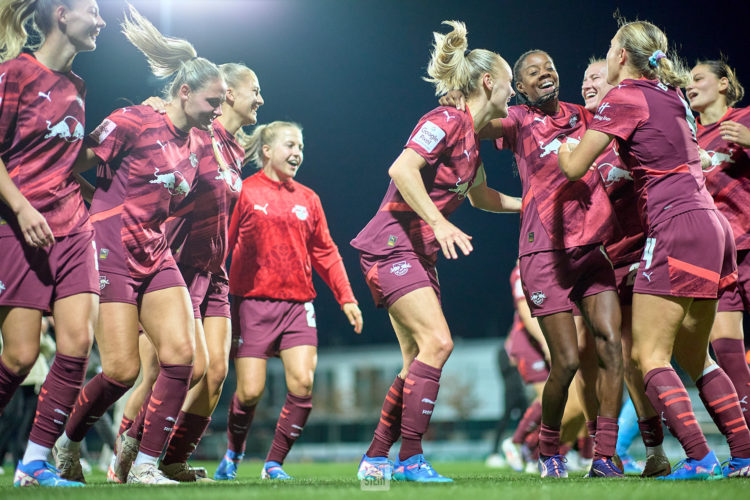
[589,79,715,229]
[496,102,614,257]
[228,170,356,305]
[697,107,750,250]
[88,105,201,278]
[0,53,91,237]
[169,120,243,276]
[595,143,645,266]
[351,106,482,258]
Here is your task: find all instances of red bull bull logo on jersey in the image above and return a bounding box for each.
[150,167,190,196]
[44,116,84,142]
[703,150,735,173]
[598,162,633,187]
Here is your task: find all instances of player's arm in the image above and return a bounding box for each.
[72,146,102,174]
[557,129,612,181]
[467,165,521,213]
[389,148,473,259]
[0,158,54,247]
[516,297,551,362]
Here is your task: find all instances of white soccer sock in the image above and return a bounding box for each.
[56,432,81,451]
[133,451,158,467]
[21,441,51,465]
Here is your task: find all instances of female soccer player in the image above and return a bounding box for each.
[352,21,519,483]
[559,20,750,479]
[112,63,264,483]
[0,0,105,487]
[214,120,363,481]
[52,5,226,485]
[686,60,750,427]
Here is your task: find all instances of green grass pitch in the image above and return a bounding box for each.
[1,460,747,499]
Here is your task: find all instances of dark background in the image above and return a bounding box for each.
[74,0,749,347]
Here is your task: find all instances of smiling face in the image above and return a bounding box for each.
[62,0,106,52]
[515,52,558,104]
[489,58,515,118]
[230,72,264,126]
[686,64,727,112]
[605,34,627,86]
[581,61,613,112]
[184,77,227,131]
[263,127,304,182]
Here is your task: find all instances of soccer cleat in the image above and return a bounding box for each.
[502,437,525,472]
[586,458,624,477]
[357,454,393,480]
[159,461,211,482]
[127,462,179,484]
[112,432,140,483]
[657,450,722,480]
[538,455,568,478]
[620,453,644,474]
[214,452,243,480]
[721,456,750,477]
[485,453,506,468]
[52,440,86,483]
[13,460,84,487]
[642,451,671,478]
[261,461,292,480]
[392,454,453,482]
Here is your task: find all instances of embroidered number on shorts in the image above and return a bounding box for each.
[304,302,316,328]
[642,238,656,270]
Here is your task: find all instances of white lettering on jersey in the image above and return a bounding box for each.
[253,203,268,215]
[594,101,612,122]
[410,120,446,153]
[38,91,51,102]
[292,204,309,221]
[91,118,117,144]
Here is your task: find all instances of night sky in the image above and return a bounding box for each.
[73,0,749,347]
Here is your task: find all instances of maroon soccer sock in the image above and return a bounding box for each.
[227,393,256,455]
[118,416,134,436]
[127,387,153,441]
[162,411,211,465]
[539,423,561,458]
[512,399,542,444]
[0,358,26,414]
[366,375,404,458]
[638,415,664,447]
[593,416,618,460]
[524,430,540,460]
[138,364,192,458]
[66,372,131,442]
[578,435,594,460]
[265,393,312,464]
[712,339,750,426]
[399,360,441,461]
[696,366,750,458]
[28,354,88,447]
[644,367,710,460]
[586,419,597,437]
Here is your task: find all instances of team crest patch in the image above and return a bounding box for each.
[528,232,534,243]
[387,235,398,247]
[99,248,109,260]
[189,152,198,168]
[390,261,412,276]
[91,118,117,144]
[530,291,546,306]
[292,205,309,221]
[569,114,578,127]
[99,275,110,290]
[410,120,446,153]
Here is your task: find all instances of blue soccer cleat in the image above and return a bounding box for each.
[393,454,452,482]
[261,461,292,480]
[538,455,568,478]
[586,457,624,477]
[214,451,243,480]
[721,456,750,477]
[357,454,393,480]
[657,450,723,480]
[13,460,85,487]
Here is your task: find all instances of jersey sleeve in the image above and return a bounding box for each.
[85,108,140,163]
[589,85,647,141]
[494,107,521,152]
[308,193,357,307]
[404,107,461,165]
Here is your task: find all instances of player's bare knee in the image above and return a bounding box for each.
[2,350,39,377]
[237,384,264,406]
[104,362,140,386]
[207,362,228,390]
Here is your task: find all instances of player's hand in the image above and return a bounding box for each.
[16,201,54,248]
[142,96,168,114]
[343,302,363,334]
[439,90,467,111]
[719,120,750,148]
[698,147,711,170]
[432,218,473,259]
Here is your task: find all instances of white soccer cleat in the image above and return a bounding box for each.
[502,437,525,472]
[127,462,179,485]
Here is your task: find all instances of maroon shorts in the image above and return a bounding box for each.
[614,261,640,306]
[178,265,231,319]
[231,297,317,359]
[718,248,750,312]
[0,230,99,311]
[99,258,186,305]
[505,327,549,384]
[519,244,616,317]
[634,209,737,299]
[359,251,440,308]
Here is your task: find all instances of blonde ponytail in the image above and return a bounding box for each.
[615,20,690,88]
[0,0,70,62]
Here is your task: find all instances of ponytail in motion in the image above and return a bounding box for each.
[0,0,71,61]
